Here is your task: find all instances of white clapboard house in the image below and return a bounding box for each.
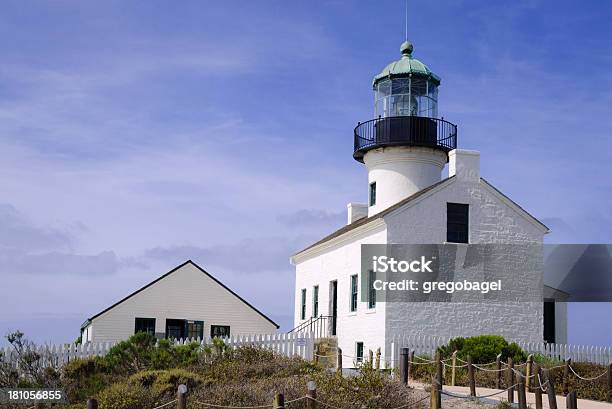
[81,260,278,343]
[290,39,568,365]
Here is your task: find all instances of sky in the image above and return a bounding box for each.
[1,0,611,346]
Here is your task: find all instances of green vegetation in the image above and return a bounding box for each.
[1,331,423,409]
[437,335,527,363]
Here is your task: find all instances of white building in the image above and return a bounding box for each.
[290,40,567,365]
[81,260,278,343]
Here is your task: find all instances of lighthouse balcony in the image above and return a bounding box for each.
[353,116,457,162]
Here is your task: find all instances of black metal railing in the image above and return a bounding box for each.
[353,116,457,162]
[288,315,334,339]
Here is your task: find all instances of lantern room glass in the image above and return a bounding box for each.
[374,77,438,118]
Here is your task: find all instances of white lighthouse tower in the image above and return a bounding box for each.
[354,40,457,216]
[291,36,560,366]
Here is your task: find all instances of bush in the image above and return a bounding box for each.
[104,332,158,373]
[103,332,203,374]
[62,357,111,402]
[96,381,154,409]
[438,335,527,364]
[128,368,206,396]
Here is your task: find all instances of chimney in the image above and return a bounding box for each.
[449,149,480,182]
[347,203,368,224]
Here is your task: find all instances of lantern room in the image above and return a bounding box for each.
[353,40,457,163]
[373,41,439,118]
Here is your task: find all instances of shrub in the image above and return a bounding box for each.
[62,357,111,402]
[96,381,154,409]
[104,332,158,373]
[128,368,206,396]
[438,335,527,363]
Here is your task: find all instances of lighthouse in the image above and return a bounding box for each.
[354,40,457,216]
[291,36,559,363]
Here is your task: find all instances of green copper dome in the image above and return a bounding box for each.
[373,40,441,87]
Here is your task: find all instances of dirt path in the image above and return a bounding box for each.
[410,381,612,409]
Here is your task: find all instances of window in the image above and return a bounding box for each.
[447,203,469,243]
[350,275,358,312]
[300,288,307,320]
[211,325,231,338]
[134,317,155,335]
[356,342,364,363]
[165,319,185,339]
[369,182,377,206]
[313,285,319,317]
[186,320,203,339]
[367,270,376,309]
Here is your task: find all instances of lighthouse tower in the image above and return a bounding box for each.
[354,40,457,216]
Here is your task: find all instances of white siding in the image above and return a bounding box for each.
[89,262,277,342]
[294,222,388,366]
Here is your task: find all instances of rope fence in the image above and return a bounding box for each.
[392,347,612,409]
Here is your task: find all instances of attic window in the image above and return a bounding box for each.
[447,203,469,243]
[369,182,377,206]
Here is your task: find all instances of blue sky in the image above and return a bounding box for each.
[1,0,611,346]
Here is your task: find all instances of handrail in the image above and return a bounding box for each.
[353,115,457,162]
[288,315,334,339]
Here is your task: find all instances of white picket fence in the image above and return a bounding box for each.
[389,334,612,368]
[0,332,314,369]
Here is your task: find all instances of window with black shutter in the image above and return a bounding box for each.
[447,203,469,243]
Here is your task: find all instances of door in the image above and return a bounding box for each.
[330,280,338,336]
[543,301,555,343]
[165,319,186,339]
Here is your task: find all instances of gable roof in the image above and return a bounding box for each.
[81,260,279,329]
[294,176,455,256]
[293,175,549,258]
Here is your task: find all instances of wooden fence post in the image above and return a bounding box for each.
[526,354,533,393]
[336,347,342,373]
[608,363,612,403]
[563,359,571,396]
[451,351,457,387]
[566,391,577,409]
[87,398,98,409]
[507,357,515,403]
[436,351,443,391]
[400,348,409,385]
[375,348,381,370]
[177,384,187,409]
[495,353,502,389]
[369,349,374,365]
[518,376,527,409]
[535,365,543,409]
[307,381,317,409]
[429,379,439,409]
[273,393,285,409]
[544,368,558,409]
[467,355,476,397]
